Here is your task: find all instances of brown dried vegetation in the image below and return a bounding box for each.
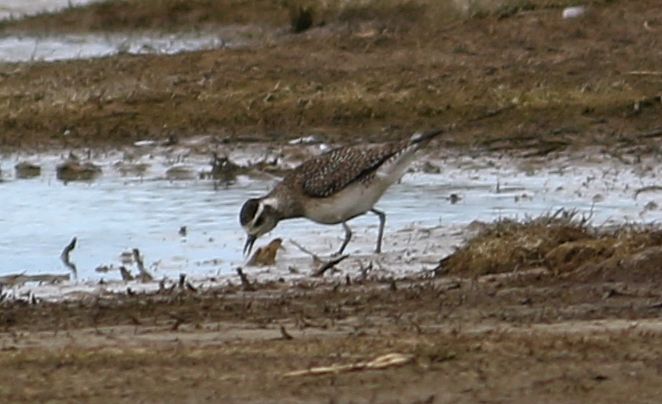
[0,0,660,153]
[442,211,662,278]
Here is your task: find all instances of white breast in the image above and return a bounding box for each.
[302,180,387,224]
[303,144,419,224]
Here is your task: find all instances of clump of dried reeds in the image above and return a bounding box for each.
[441,209,662,276]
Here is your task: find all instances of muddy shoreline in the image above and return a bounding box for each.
[2,264,662,402]
[1,141,660,290]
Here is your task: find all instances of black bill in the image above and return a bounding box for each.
[243,234,257,257]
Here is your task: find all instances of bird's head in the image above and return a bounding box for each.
[239,197,279,256]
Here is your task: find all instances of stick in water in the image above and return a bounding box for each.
[60,237,77,275]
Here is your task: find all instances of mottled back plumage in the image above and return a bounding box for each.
[276,128,443,199]
[297,142,405,198]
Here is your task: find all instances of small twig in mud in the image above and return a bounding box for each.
[169,314,186,331]
[171,319,182,331]
[60,237,77,275]
[280,325,294,340]
[626,71,662,76]
[603,288,632,299]
[469,104,515,122]
[312,254,349,277]
[634,185,662,199]
[283,353,413,377]
[289,239,318,258]
[128,314,142,326]
[409,318,423,335]
[119,266,134,281]
[236,267,256,291]
[290,239,349,277]
[297,315,328,330]
[358,261,373,281]
[521,140,568,158]
[132,248,144,272]
[429,261,448,277]
[132,248,153,282]
[635,127,662,139]
[186,281,198,293]
[159,278,177,294]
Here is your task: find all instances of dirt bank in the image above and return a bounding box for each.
[2,216,662,402]
[2,266,662,402]
[0,0,660,153]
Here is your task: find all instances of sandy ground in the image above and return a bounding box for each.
[2,267,662,403]
[1,0,661,402]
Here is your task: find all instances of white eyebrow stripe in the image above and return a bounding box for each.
[261,197,279,210]
[251,202,265,226]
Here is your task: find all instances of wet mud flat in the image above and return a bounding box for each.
[2,245,662,403]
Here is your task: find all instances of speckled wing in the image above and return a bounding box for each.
[298,143,404,198]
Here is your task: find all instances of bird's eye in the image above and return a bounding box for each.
[254,216,265,227]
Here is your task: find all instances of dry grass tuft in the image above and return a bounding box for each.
[0,0,610,34]
[441,210,662,276]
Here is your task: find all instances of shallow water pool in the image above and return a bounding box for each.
[1,148,660,286]
[0,32,240,63]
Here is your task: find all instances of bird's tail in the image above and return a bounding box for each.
[409,128,444,147]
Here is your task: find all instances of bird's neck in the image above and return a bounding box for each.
[263,191,303,221]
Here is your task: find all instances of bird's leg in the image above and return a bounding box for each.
[336,222,353,255]
[371,208,386,253]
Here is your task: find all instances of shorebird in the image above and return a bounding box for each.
[239,128,444,256]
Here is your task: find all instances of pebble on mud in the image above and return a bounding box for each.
[288,135,324,145]
[644,201,658,211]
[56,160,102,182]
[562,6,586,19]
[14,162,41,179]
[114,161,149,176]
[199,153,241,183]
[421,161,441,174]
[165,165,196,180]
